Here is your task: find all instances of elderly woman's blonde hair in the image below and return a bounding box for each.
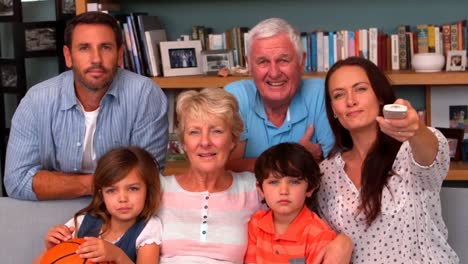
[175,88,244,144]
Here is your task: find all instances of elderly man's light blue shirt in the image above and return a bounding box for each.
[5,69,168,200]
[225,79,334,159]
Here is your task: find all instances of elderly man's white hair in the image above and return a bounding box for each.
[245,18,305,63]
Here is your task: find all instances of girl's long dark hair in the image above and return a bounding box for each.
[324,57,402,226]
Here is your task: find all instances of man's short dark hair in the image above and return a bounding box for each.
[64,11,123,49]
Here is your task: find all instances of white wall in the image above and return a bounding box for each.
[441,187,468,263]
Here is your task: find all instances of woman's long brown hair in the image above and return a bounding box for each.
[324,57,402,226]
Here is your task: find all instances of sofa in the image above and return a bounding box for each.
[0,189,466,263]
[0,197,90,263]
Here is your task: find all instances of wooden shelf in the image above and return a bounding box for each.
[448,161,468,181]
[164,160,468,181]
[152,71,468,89]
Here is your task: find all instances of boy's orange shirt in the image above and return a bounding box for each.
[245,206,336,263]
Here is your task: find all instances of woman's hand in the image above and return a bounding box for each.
[312,233,353,264]
[377,98,439,165]
[44,224,75,249]
[76,237,133,264]
[376,99,421,142]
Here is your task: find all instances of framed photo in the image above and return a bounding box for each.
[160,40,203,77]
[55,0,76,20]
[0,0,22,22]
[436,127,465,161]
[445,50,467,71]
[201,49,234,75]
[16,22,60,58]
[0,59,26,94]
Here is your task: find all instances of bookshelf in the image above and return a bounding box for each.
[75,0,468,181]
[152,71,468,88]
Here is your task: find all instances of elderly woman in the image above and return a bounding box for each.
[158,88,261,263]
[158,88,351,264]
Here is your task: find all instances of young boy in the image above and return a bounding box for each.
[245,142,336,264]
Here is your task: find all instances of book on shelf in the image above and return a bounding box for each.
[145,29,167,77]
[329,31,336,69]
[136,15,165,76]
[122,23,136,72]
[434,26,442,54]
[442,24,451,56]
[450,24,459,51]
[369,27,378,66]
[397,25,409,70]
[300,32,311,72]
[129,12,152,76]
[323,32,330,71]
[125,16,143,75]
[456,20,466,50]
[359,29,369,59]
[416,24,429,53]
[428,24,436,53]
[391,34,400,70]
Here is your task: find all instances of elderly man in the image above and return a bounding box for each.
[4,12,168,200]
[225,18,334,172]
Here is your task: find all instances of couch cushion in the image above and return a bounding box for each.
[0,197,90,263]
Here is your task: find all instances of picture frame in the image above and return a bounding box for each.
[0,0,22,22]
[16,21,60,58]
[445,50,467,71]
[436,127,465,161]
[201,49,234,75]
[159,40,203,77]
[0,59,26,94]
[55,0,76,20]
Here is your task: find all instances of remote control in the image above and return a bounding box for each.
[383,104,408,119]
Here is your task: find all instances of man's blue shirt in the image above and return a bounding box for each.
[5,69,168,200]
[225,79,334,159]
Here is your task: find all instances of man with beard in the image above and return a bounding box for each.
[4,12,168,200]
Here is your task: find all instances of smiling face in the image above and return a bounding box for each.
[258,174,312,219]
[101,169,147,225]
[182,114,236,173]
[63,24,123,93]
[248,33,305,108]
[327,66,381,133]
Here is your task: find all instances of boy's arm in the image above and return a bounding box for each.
[244,219,258,264]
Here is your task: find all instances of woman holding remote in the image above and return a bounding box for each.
[317,57,459,263]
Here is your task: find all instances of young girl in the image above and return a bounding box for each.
[35,146,162,264]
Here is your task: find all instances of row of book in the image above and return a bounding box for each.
[303,19,468,72]
[102,10,251,77]
[116,13,167,77]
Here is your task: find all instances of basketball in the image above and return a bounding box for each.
[40,238,113,264]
